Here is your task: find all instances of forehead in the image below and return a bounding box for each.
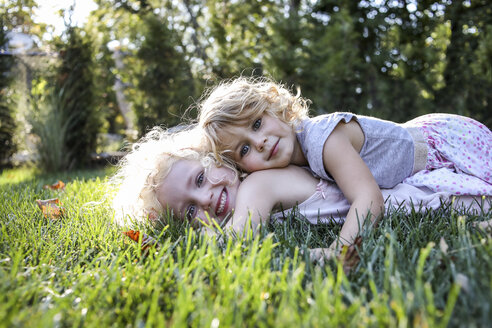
[156,159,201,215]
[218,123,251,147]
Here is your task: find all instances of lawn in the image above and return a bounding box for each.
[1,167,491,327]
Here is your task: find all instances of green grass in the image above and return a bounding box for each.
[1,167,491,327]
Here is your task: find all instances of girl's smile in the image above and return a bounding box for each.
[268,139,280,160]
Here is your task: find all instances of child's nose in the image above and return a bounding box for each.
[196,190,213,209]
[254,137,266,151]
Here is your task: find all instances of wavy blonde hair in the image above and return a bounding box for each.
[111,126,217,226]
[198,76,310,161]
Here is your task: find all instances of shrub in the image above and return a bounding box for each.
[29,90,71,172]
[0,21,16,167]
[54,26,100,166]
[129,13,196,134]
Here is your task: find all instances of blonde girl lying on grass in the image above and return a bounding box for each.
[112,127,491,260]
[197,77,492,253]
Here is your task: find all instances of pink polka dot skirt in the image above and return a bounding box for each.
[403,114,492,196]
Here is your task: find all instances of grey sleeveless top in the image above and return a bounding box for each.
[296,112,415,188]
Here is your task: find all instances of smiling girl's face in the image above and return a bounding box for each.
[156,159,240,226]
[218,113,301,172]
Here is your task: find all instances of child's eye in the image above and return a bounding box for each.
[252,118,262,131]
[240,144,250,157]
[196,171,204,187]
[186,205,197,221]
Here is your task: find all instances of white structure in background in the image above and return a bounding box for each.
[5,32,34,54]
[107,40,136,138]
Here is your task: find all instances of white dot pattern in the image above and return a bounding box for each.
[404,114,492,196]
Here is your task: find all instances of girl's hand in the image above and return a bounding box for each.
[308,237,363,274]
[474,219,492,233]
[308,247,337,266]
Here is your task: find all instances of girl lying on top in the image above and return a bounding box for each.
[197,77,491,251]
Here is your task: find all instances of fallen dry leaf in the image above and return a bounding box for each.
[122,230,160,253]
[43,180,66,190]
[338,236,363,275]
[36,198,65,220]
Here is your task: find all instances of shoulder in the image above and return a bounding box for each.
[238,166,317,203]
[240,166,312,192]
[302,112,355,124]
[299,112,356,135]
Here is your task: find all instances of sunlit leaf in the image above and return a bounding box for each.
[43,180,66,190]
[36,198,65,220]
[122,230,160,253]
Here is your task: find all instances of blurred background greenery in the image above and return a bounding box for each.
[1,0,491,172]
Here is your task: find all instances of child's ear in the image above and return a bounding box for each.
[147,208,170,230]
[147,208,159,222]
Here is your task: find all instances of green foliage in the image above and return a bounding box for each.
[5,0,492,169]
[206,0,267,78]
[435,0,492,126]
[27,25,100,171]
[84,22,122,135]
[1,168,491,327]
[0,0,46,37]
[128,12,196,133]
[54,26,101,166]
[0,21,17,166]
[79,0,492,134]
[29,89,72,172]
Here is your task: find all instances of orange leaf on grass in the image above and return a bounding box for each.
[338,236,363,275]
[36,198,65,220]
[43,180,66,190]
[122,230,159,252]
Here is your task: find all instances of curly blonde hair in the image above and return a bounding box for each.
[198,76,310,161]
[111,126,217,226]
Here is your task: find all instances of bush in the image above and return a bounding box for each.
[129,13,196,134]
[54,26,100,166]
[29,90,71,172]
[0,22,16,167]
[29,26,100,171]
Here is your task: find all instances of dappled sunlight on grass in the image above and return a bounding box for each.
[0,167,38,186]
[0,166,116,187]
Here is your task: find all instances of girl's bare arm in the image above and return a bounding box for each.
[322,121,384,250]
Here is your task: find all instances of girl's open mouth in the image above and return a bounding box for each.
[215,187,228,216]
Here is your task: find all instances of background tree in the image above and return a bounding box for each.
[0,19,17,167]
[53,24,100,167]
[2,0,46,41]
[90,0,199,135]
[3,0,492,170]
[436,0,492,126]
[130,12,196,132]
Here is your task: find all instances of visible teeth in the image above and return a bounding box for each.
[217,190,227,215]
